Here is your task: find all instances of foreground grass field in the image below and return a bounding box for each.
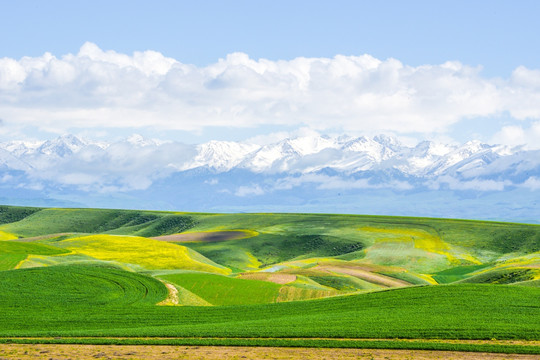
[1,265,539,341]
[0,205,539,354]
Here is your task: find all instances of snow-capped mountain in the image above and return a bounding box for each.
[34,134,89,157]
[0,140,42,157]
[391,141,453,176]
[0,133,537,222]
[0,148,33,171]
[186,141,260,172]
[343,136,395,162]
[238,139,304,173]
[0,133,528,179]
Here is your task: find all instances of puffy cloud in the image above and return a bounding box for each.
[232,173,414,198]
[491,121,540,149]
[23,137,196,192]
[231,173,415,198]
[522,177,540,190]
[234,184,264,197]
[2,43,540,139]
[3,131,540,194]
[426,175,510,191]
[273,174,413,191]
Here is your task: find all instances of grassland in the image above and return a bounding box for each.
[0,265,539,340]
[0,205,539,354]
[0,240,70,270]
[158,272,283,305]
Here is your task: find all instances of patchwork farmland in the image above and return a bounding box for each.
[0,205,539,357]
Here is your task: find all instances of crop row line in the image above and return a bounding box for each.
[0,337,539,355]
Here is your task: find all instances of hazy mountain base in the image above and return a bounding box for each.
[0,134,539,223]
[1,172,537,223]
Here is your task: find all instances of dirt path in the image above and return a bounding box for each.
[0,344,538,360]
[157,282,179,305]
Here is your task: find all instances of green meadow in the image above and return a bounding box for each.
[0,205,539,353]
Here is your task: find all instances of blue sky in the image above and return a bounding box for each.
[2,0,539,74]
[1,1,540,146]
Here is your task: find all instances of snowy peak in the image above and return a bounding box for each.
[125,134,160,147]
[239,139,303,173]
[412,141,453,157]
[187,140,260,171]
[0,140,42,157]
[373,134,403,152]
[0,133,530,185]
[0,148,33,171]
[386,141,453,176]
[35,134,88,157]
[423,141,499,176]
[286,135,339,156]
[343,136,388,162]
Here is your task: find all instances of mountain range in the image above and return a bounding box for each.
[0,134,538,222]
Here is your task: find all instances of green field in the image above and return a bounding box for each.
[0,205,539,353]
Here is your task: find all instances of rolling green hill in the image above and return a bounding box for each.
[0,205,539,351]
[0,266,538,341]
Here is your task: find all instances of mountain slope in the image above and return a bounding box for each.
[0,134,538,221]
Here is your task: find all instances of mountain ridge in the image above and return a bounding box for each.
[0,133,533,181]
[0,133,537,221]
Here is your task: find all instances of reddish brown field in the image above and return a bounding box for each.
[0,344,538,360]
[238,272,297,284]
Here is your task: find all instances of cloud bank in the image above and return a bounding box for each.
[2,43,540,146]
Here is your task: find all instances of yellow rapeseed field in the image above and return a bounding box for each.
[60,235,230,274]
[0,230,18,240]
[359,226,480,265]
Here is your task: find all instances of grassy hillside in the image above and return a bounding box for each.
[158,272,283,305]
[0,205,539,350]
[1,206,539,292]
[0,240,70,270]
[56,234,229,274]
[0,264,168,309]
[0,264,538,340]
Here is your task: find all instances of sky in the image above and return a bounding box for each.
[1,0,540,146]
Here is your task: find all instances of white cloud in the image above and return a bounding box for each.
[522,177,540,190]
[427,176,510,191]
[1,131,539,195]
[491,121,540,149]
[234,184,264,197]
[274,174,413,191]
[3,43,540,140]
[233,174,409,197]
[245,127,321,146]
[23,137,196,192]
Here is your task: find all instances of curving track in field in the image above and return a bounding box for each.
[0,264,168,308]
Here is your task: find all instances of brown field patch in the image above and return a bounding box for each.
[317,265,411,288]
[276,286,338,302]
[152,230,255,243]
[0,344,538,360]
[281,267,331,277]
[11,233,75,242]
[238,272,297,284]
